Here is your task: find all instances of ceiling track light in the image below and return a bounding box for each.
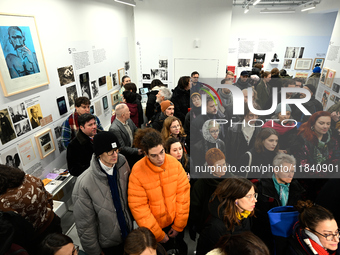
[253,0,261,6]
[114,0,136,7]
[301,3,316,12]
[260,8,296,14]
[244,6,249,13]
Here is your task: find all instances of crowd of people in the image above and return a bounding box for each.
[1,68,340,255]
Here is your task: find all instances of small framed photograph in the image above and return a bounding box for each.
[313,58,325,69]
[320,68,329,84]
[294,58,313,70]
[102,95,108,110]
[34,128,55,159]
[0,13,49,97]
[111,90,119,106]
[56,96,67,116]
[118,68,125,85]
[325,69,336,88]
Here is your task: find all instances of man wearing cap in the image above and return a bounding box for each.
[72,131,133,255]
[306,66,321,90]
[67,113,98,177]
[150,100,174,132]
[235,70,252,90]
[291,84,323,123]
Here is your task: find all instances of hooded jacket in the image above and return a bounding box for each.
[171,86,190,123]
[306,73,321,90]
[146,86,163,121]
[128,154,190,242]
[72,154,133,255]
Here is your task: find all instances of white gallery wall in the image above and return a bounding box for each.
[0,0,135,178]
[315,6,340,110]
[228,6,338,77]
[134,0,234,88]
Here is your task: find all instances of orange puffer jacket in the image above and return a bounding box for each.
[128,154,190,242]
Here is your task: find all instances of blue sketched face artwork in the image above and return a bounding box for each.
[0,26,40,79]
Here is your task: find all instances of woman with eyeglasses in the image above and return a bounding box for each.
[161,116,188,153]
[39,233,86,255]
[287,200,340,255]
[196,177,257,255]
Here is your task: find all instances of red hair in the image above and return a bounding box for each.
[298,111,331,145]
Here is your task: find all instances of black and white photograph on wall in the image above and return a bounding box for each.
[0,108,16,145]
[102,96,108,110]
[151,69,161,79]
[56,96,67,116]
[237,59,250,67]
[0,147,22,170]
[284,47,300,58]
[283,59,293,69]
[125,61,130,73]
[160,69,168,81]
[298,47,305,58]
[112,73,117,86]
[330,94,335,102]
[14,119,31,137]
[54,126,62,139]
[91,80,99,98]
[57,65,75,86]
[90,105,94,115]
[66,85,78,109]
[99,76,106,86]
[335,96,340,104]
[252,54,265,66]
[159,59,168,69]
[27,104,43,129]
[57,139,65,153]
[8,103,28,123]
[79,72,92,99]
[143,74,151,80]
[332,83,340,93]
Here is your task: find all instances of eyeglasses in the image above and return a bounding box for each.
[245,193,258,200]
[170,125,180,129]
[311,229,340,241]
[72,245,79,255]
[107,148,119,156]
[209,130,219,134]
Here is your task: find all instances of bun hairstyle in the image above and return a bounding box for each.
[295,200,334,230]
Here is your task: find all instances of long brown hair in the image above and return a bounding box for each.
[254,128,279,153]
[211,178,256,231]
[298,111,331,145]
[161,116,186,141]
[164,137,188,169]
[124,227,157,255]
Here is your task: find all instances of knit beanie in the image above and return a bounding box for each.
[160,100,174,113]
[93,131,120,157]
[191,92,201,99]
[205,148,225,166]
[304,84,316,96]
[313,66,321,73]
[275,103,292,115]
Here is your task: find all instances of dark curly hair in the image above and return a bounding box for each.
[0,164,25,195]
[39,233,73,255]
[133,128,164,154]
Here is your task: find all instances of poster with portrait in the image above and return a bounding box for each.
[0,14,49,97]
[320,68,329,84]
[325,69,336,88]
[57,65,74,86]
[0,108,16,144]
[27,103,43,129]
[34,128,55,159]
[321,90,330,110]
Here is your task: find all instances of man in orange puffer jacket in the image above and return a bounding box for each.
[128,129,190,248]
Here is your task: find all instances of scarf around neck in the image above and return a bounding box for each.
[272,174,290,206]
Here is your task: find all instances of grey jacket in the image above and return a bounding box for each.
[108,118,138,156]
[72,154,132,255]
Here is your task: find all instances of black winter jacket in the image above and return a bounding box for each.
[171,86,190,124]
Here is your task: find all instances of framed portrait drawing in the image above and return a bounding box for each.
[34,128,55,159]
[313,58,325,69]
[320,68,329,84]
[325,69,336,88]
[111,90,119,106]
[102,95,108,110]
[294,58,313,70]
[0,13,49,97]
[118,68,125,85]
